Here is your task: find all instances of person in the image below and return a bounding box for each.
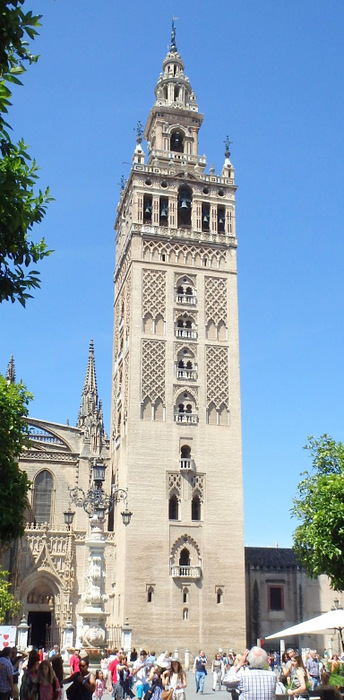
[282,650,296,680]
[48,649,59,662]
[287,654,308,697]
[193,651,207,694]
[109,650,123,699]
[95,671,105,700]
[223,647,277,700]
[20,651,40,700]
[50,656,64,689]
[306,651,320,691]
[316,672,342,700]
[130,651,137,664]
[100,655,109,687]
[330,656,339,674]
[63,657,95,700]
[118,657,133,700]
[69,652,80,676]
[147,661,167,700]
[9,647,24,700]
[0,648,14,700]
[37,659,61,700]
[162,660,186,700]
[132,651,151,700]
[211,653,224,692]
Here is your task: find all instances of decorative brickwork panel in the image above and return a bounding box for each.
[125,270,132,336]
[191,475,204,502]
[206,346,229,410]
[205,277,227,326]
[123,354,129,418]
[168,473,182,500]
[142,340,165,404]
[142,240,226,270]
[142,269,166,319]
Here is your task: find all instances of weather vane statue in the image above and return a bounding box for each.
[135,121,143,144]
[224,135,233,158]
[171,16,178,52]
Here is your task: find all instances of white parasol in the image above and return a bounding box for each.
[266,607,344,649]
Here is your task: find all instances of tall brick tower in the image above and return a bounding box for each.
[110,25,246,652]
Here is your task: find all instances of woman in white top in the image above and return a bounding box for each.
[162,660,187,700]
[211,654,225,691]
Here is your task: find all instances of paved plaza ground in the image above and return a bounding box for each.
[101,672,229,700]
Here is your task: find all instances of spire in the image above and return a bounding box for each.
[6,355,15,384]
[77,340,105,453]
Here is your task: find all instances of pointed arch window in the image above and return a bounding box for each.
[191,494,201,521]
[179,548,190,566]
[34,470,53,524]
[169,494,179,520]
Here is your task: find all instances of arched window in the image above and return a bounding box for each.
[171,130,184,153]
[147,586,154,603]
[178,186,192,227]
[218,206,225,233]
[34,470,53,524]
[179,548,190,566]
[183,608,188,620]
[202,203,210,231]
[169,494,179,520]
[154,398,163,421]
[155,314,164,335]
[183,588,189,604]
[191,495,201,521]
[143,312,153,333]
[144,194,152,222]
[181,445,191,459]
[142,398,152,421]
[217,588,223,604]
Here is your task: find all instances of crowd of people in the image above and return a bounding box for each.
[1,643,344,700]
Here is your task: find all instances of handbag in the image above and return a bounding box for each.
[161,690,173,700]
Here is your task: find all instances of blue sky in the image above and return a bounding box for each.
[1,0,344,547]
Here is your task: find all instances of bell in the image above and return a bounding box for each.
[203,214,209,224]
[160,206,168,219]
[180,196,189,209]
[218,214,225,224]
[144,204,152,215]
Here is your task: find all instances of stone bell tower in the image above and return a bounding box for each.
[110,24,246,652]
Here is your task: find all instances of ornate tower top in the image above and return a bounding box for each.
[77,340,104,453]
[144,24,202,170]
[6,355,15,384]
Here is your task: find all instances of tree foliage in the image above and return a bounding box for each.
[0,565,21,622]
[0,373,32,544]
[0,0,52,306]
[292,434,344,590]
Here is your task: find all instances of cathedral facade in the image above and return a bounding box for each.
[3,30,247,654]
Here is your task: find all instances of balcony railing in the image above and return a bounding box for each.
[171,565,202,579]
[180,458,194,471]
[175,294,197,306]
[174,412,198,425]
[176,369,197,381]
[175,328,198,340]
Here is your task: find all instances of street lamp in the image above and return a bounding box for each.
[67,460,132,526]
[63,506,75,529]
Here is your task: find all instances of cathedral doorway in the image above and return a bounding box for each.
[25,579,59,648]
[28,611,51,648]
